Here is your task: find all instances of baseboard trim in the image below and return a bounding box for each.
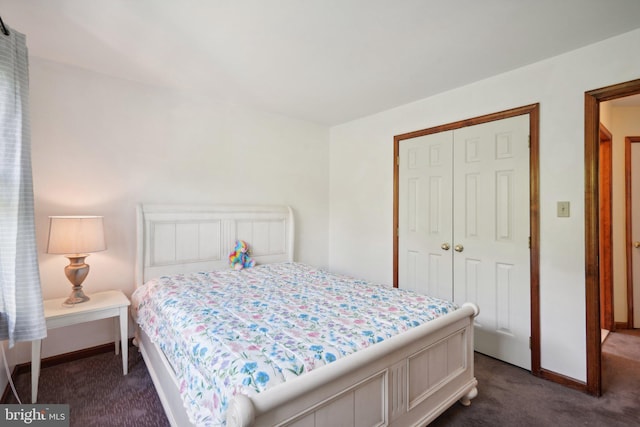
[1,339,134,403]
[615,321,630,330]
[537,368,588,393]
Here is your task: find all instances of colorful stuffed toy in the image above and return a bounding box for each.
[229,240,256,270]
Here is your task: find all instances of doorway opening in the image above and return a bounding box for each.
[585,78,640,396]
[625,136,640,329]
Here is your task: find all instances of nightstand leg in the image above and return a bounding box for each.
[119,306,128,375]
[114,317,120,356]
[31,339,42,403]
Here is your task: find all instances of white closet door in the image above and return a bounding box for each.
[398,131,454,301]
[452,114,531,370]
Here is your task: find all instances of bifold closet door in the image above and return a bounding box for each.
[398,131,454,301]
[398,114,531,370]
[452,115,531,370]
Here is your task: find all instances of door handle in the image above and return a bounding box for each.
[454,244,464,252]
[634,241,640,248]
[441,243,451,251]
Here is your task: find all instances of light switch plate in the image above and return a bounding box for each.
[557,201,570,217]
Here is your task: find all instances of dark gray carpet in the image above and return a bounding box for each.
[4,331,639,426]
[4,345,170,427]
[432,330,640,427]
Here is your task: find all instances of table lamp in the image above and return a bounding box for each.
[46,216,106,304]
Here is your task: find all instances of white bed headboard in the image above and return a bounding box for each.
[135,204,295,286]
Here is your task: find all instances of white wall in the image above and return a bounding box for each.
[6,57,330,367]
[329,29,640,382]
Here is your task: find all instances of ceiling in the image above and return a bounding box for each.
[3,1,640,125]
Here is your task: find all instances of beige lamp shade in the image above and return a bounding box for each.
[47,216,106,255]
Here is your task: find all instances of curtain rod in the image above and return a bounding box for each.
[0,16,9,36]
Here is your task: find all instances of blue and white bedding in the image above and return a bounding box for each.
[132,262,458,426]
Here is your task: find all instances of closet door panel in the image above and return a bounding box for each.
[452,114,531,370]
[398,132,453,300]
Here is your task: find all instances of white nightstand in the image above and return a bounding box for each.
[31,290,131,403]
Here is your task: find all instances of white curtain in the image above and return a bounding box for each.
[0,25,46,347]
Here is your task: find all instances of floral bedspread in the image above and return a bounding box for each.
[132,262,458,426]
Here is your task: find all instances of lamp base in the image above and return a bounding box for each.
[63,255,91,304]
[65,286,90,304]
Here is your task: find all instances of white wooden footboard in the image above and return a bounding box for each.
[227,303,479,427]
